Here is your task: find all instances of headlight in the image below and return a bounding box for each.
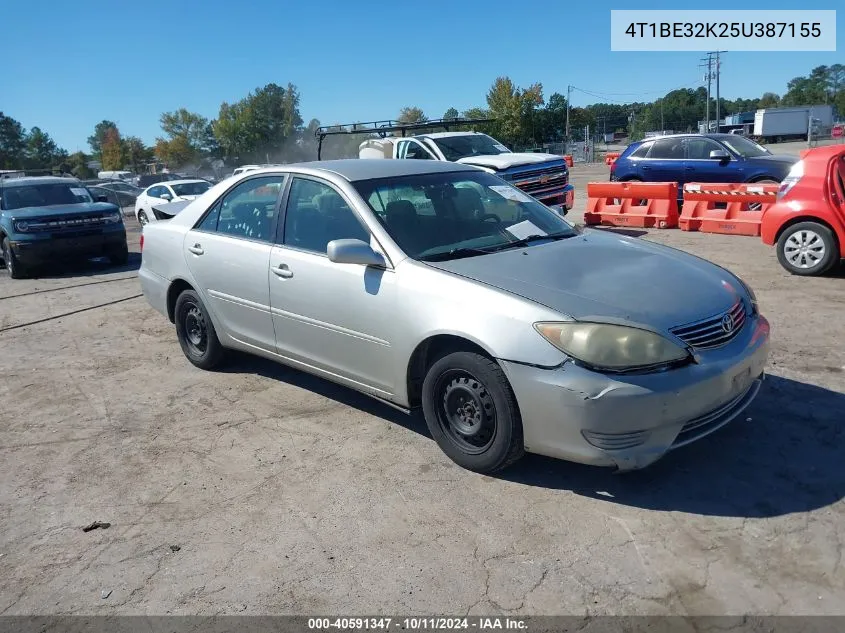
[733,274,758,314]
[534,322,689,372]
[777,161,803,200]
[103,211,122,224]
[14,221,29,232]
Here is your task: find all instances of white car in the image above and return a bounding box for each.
[135,179,212,225]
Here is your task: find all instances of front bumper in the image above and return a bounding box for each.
[11,231,127,266]
[499,314,770,471]
[537,184,575,214]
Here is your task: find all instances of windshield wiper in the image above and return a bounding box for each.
[489,231,575,252]
[418,246,493,262]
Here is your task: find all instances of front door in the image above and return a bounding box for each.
[684,137,741,185]
[182,174,286,352]
[268,176,397,396]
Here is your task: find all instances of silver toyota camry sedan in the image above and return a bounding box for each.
[139,160,770,474]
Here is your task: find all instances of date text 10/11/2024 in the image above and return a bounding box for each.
[308,617,528,630]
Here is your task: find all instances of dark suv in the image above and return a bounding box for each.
[611,133,798,198]
[0,176,128,279]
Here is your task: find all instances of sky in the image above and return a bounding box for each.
[2,0,841,153]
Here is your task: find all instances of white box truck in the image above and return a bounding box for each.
[753,105,835,141]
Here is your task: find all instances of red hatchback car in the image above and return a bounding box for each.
[761,145,845,276]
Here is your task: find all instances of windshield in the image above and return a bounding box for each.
[427,134,511,161]
[720,135,771,158]
[353,171,577,261]
[171,181,211,196]
[1,183,94,210]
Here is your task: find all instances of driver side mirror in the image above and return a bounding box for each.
[327,239,385,267]
[709,149,731,161]
[160,192,172,201]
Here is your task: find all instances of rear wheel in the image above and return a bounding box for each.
[1,237,28,279]
[174,289,226,369]
[421,351,524,473]
[776,221,838,276]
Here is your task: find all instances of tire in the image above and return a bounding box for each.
[421,351,524,473]
[109,244,129,266]
[174,289,227,370]
[137,210,149,225]
[1,237,28,279]
[776,221,839,276]
[748,178,779,211]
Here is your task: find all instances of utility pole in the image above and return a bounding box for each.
[715,51,726,131]
[700,54,713,132]
[565,85,572,145]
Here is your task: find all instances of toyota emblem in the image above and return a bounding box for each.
[721,313,734,333]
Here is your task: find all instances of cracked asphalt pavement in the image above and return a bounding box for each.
[1,166,843,615]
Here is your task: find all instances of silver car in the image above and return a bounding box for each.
[138,160,770,474]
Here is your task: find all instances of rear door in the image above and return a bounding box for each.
[641,137,685,182]
[182,174,286,352]
[683,137,740,185]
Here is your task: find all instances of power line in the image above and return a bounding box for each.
[569,81,704,104]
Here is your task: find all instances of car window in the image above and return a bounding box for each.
[404,141,434,160]
[685,138,723,160]
[199,175,286,242]
[353,171,577,260]
[629,142,653,158]
[283,178,370,254]
[648,138,685,160]
[147,185,164,198]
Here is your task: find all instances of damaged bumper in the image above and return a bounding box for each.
[499,315,770,471]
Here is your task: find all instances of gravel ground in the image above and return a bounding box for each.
[0,167,843,617]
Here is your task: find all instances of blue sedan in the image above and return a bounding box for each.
[611,134,798,197]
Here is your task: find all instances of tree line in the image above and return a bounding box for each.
[1,64,842,176]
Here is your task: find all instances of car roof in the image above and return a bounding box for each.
[154,179,208,186]
[417,131,486,139]
[279,158,478,182]
[0,176,81,187]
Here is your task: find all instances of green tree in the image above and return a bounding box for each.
[121,136,153,172]
[157,108,212,167]
[443,107,459,120]
[397,107,427,124]
[25,126,66,169]
[101,127,124,170]
[0,112,27,169]
[66,151,94,179]
[757,92,781,108]
[212,83,303,163]
[485,76,524,145]
[88,120,118,157]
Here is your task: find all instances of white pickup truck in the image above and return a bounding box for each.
[358,131,574,213]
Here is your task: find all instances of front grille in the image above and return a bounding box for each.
[510,165,569,195]
[21,215,112,233]
[670,300,747,349]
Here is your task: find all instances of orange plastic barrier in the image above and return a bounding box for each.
[584,181,679,228]
[604,152,621,166]
[679,182,779,236]
[563,154,573,167]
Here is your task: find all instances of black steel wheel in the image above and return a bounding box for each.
[421,351,524,473]
[174,289,226,369]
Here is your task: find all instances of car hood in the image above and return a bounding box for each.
[745,154,799,167]
[5,202,118,219]
[424,229,744,332]
[455,153,563,170]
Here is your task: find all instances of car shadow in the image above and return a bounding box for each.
[26,252,142,280]
[500,374,845,518]
[220,352,430,439]
[215,353,843,518]
[589,226,650,238]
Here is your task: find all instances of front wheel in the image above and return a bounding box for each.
[174,289,227,369]
[137,210,149,226]
[1,237,28,279]
[421,351,524,473]
[776,221,839,276]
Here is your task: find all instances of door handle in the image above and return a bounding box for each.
[272,264,293,279]
[641,165,651,170]
[188,244,204,255]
